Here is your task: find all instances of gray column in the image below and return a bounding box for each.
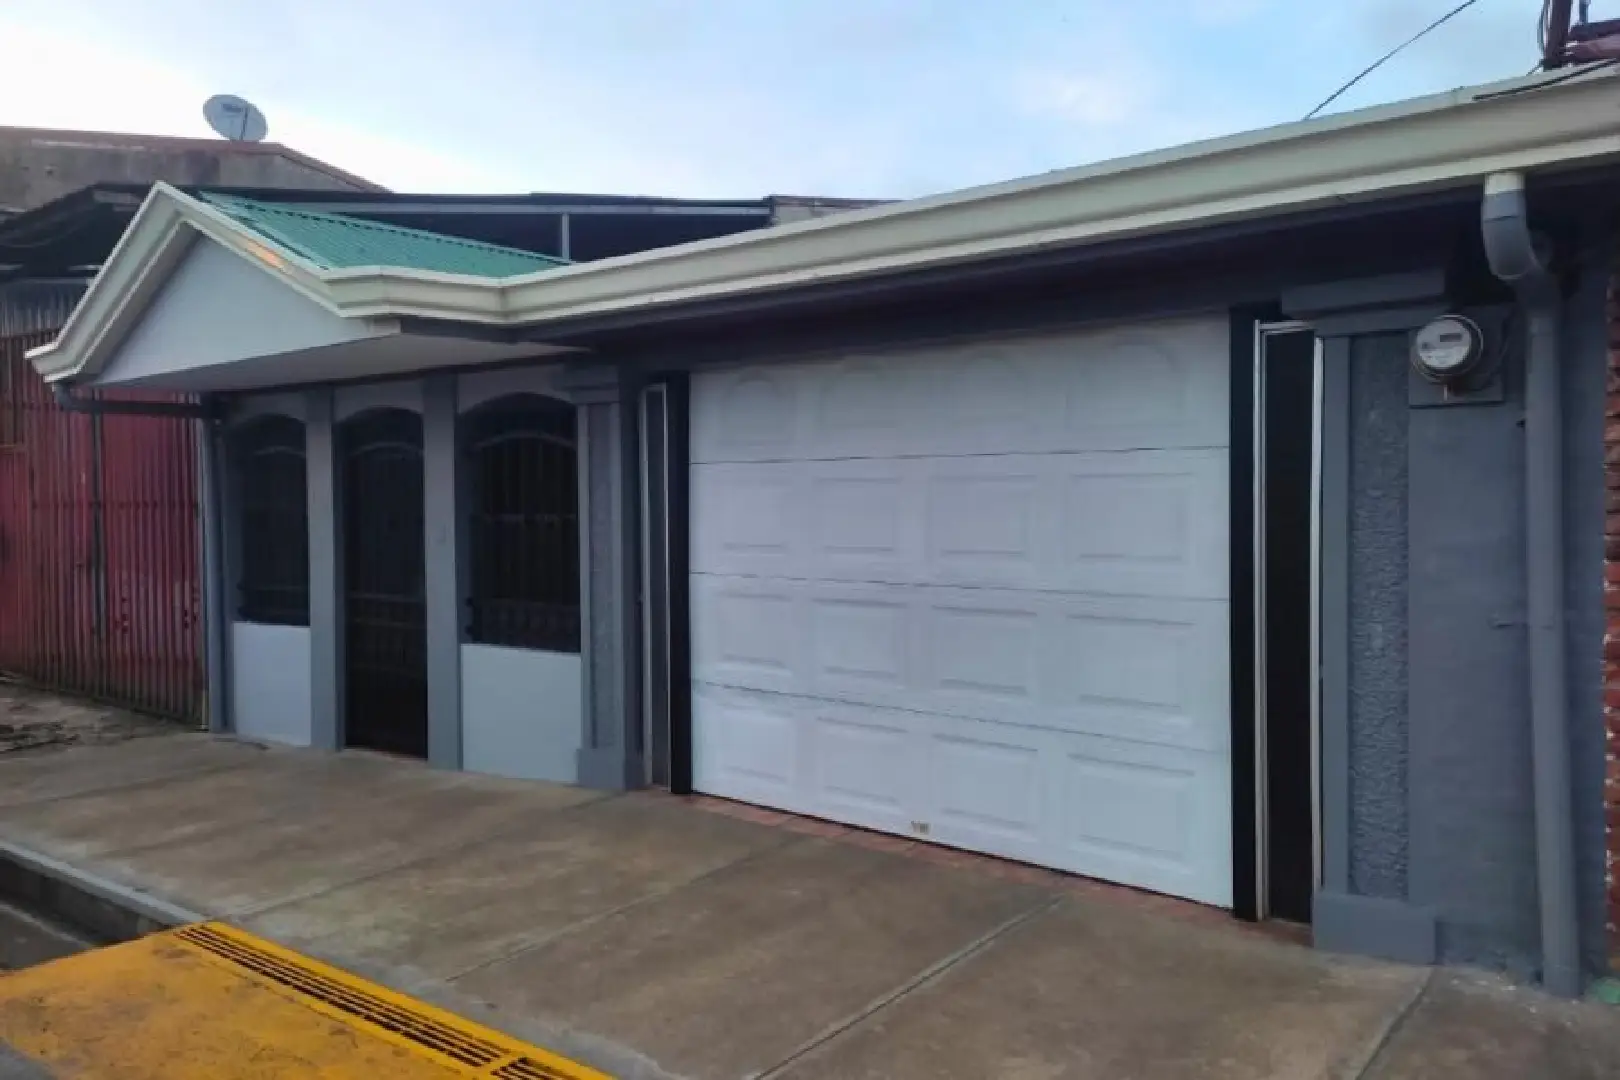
[422,375,463,769]
[565,363,643,790]
[1283,273,1444,965]
[306,388,343,752]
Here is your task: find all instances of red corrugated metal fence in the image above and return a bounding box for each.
[0,331,203,721]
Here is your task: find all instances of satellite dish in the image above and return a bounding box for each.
[203,94,269,142]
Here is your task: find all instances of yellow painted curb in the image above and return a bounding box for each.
[0,921,610,1079]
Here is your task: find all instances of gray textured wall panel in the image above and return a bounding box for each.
[1347,333,1410,900]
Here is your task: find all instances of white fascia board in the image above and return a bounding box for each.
[490,67,1620,327]
[322,267,511,323]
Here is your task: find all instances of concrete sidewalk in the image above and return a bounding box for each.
[0,729,1614,1079]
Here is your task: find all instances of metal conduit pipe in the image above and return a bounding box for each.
[1481,170,1581,997]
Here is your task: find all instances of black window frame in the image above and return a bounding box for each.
[230,415,310,627]
[463,394,580,653]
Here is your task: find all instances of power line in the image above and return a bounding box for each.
[1304,0,1483,120]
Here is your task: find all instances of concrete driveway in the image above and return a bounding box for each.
[0,726,1613,1079]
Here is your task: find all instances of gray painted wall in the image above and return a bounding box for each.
[98,241,376,385]
[1331,254,1610,977]
[456,367,569,412]
[334,379,422,420]
[461,645,583,784]
[230,622,313,747]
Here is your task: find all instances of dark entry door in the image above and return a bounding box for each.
[1260,328,1317,923]
[342,410,427,758]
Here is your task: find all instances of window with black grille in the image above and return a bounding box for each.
[231,415,310,626]
[464,394,580,652]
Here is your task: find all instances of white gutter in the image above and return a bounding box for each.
[30,65,1620,384]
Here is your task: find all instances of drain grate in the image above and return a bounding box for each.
[172,923,608,1078]
[493,1057,582,1079]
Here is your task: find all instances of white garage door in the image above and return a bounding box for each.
[689,317,1232,906]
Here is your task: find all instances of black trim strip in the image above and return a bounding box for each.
[664,372,694,794]
[1229,307,1262,922]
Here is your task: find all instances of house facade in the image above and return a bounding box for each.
[0,172,878,721]
[25,68,1620,993]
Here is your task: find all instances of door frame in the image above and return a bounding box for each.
[1237,318,1324,921]
[637,374,693,792]
[337,407,429,758]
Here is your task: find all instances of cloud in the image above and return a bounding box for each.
[1189,0,1273,26]
[1016,70,1153,127]
[6,0,1521,202]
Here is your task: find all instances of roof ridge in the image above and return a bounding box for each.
[200,193,569,269]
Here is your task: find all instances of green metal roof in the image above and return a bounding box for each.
[199,194,569,277]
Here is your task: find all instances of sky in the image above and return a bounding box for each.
[0,0,1577,200]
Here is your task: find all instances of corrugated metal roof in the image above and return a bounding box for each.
[199,194,569,277]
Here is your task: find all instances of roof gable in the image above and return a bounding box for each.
[198,195,569,276]
[96,237,380,387]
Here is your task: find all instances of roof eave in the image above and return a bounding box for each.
[325,267,512,323]
[31,66,1620,385]
[486,66,1620,330]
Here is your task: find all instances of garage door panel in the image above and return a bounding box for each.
[691,316,1230,464]
[690,462,804,578]
[924,720,1049,857]
[924,457,1051,590]
[695,449,1226,598]
[1052,736,1232,907]
[1055,449,1228,599]
[1050,600,1230,752]
[691,684,804,808]
[693,691,1232,906]
[695,580,1227,754]
[691,577,808,696]
[804,702,920,833]
[806,586,915,701]
[910,346,1053,456]
[917,588,1228,753]
[1055,322,1229,453]
[691,316,1232,907]
[690,365,808,463]
[807,459,922,581]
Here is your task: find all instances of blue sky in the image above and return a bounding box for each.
[0,0,1569,198]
